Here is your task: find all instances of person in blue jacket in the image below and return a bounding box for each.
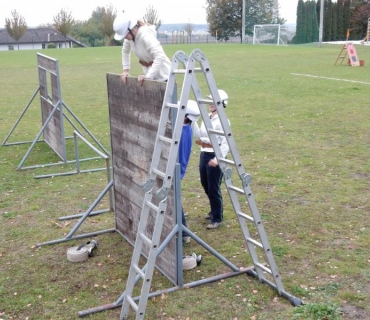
[178,100,200,243]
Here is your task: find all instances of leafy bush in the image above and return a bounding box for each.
[47,42,56,49]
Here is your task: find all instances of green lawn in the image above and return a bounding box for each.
[1,43,370,319]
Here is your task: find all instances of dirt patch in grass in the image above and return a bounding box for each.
[342,304,370,319]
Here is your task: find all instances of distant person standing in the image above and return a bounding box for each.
[192,90,230,229]
[113,12,171,85]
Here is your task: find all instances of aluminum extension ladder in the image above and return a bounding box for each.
[120,49,288,320]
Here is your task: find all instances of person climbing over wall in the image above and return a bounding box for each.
[113,11,171,85]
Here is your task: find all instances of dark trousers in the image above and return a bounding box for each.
[199,152,223,223]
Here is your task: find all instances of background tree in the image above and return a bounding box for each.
[143,5,162,30]
[99,5,117,45]
[331,1,339,40]
[53,9,75,48]
[310,0,319,42]
[301,0,319,42]
[342,0,352,38]
[324,0,333,41]
[336,0,345,39]
[70,20,104,47]
[291,0,366,44]
[244,0,286,35]
[5,10,27,50]
[184,23,195,43]
[206,0,285,42]
[350,2,370,39]
[292,0,305,43]
[206,0,242,42]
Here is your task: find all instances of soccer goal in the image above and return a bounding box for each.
[253,24,288,45]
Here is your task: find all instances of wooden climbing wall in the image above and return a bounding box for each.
[107,74,177,283]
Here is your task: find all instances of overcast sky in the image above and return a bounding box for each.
[0,0,298,28]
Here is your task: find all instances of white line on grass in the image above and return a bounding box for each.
[291,73,370,85]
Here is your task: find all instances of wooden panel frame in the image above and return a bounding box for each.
[37,53,65,160]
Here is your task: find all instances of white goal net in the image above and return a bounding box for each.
[253,24,288,45]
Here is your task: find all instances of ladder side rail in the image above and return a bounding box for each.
[223,176,268,282]
[193,71,284,291]
[147,61,180,183]
[192,49,285,293]
[188,56,265,274]
[120,193,155,318]
[242,184,285,293]
[121,50,200,320]
[196,52,248,179]
[136,53,198,315]
[135,200,168,318]
[156,54,198,194]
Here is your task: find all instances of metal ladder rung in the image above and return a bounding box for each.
[255,262,272,274]
[165,102,180,109]
[219,158,235,166]
[152,168,166,179]
[208,128,225,136]
[228,185,245,194]
[197,98,214,105]
[133,264,145,279]
[139,232,152,247]
[247,237,263,248]
[159,135,172,144]
[146,201,159,212]
[236,210,254,222]
[173,68,202,74]
[126,295,139,312]
[173,69,186,74]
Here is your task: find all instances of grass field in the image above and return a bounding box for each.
[1,43,370,320]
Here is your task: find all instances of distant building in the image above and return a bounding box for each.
[0,27,86,51]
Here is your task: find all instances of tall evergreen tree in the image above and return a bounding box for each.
[305,1,312,42]
[331,1,338,40]
[310,1,319,42]
[342,0,352,38]
[324,0,333,41]
[336,0,345,39]
[292,0,305,43]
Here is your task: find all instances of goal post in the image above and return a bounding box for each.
[253,24,288,45]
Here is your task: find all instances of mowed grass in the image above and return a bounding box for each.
[1,43,370,320]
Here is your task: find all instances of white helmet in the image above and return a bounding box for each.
[185,100,200,122]
[113,13,136,41]
[208,89,228,107]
